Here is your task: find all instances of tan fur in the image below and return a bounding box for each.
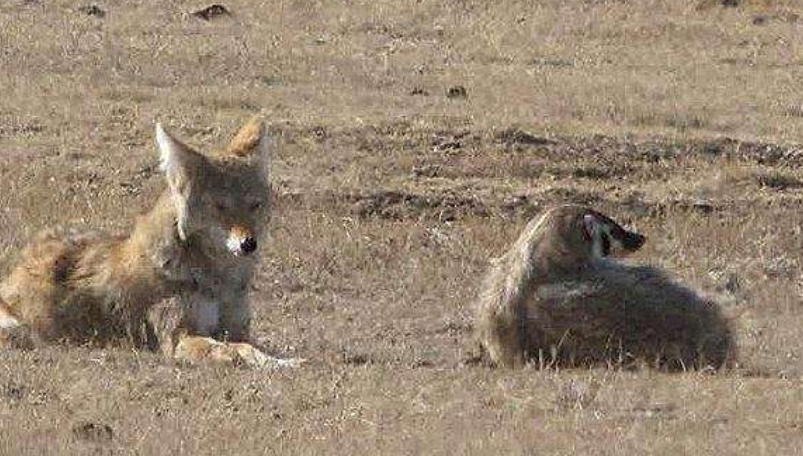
[224,117,265,158]
[474,204,736,370]
[0,117,301,369]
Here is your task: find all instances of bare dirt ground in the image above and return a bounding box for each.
[2,0,803,454]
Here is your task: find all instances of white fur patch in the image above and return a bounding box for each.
[583,214,605,258]
[155,123,178,174]
[155,123,191,240]
[226,232,246,256]
[582,214,598,238]
[0,312,21,329]
[537,281,602,300]
[584,214,623,259]
[269,357,306,369]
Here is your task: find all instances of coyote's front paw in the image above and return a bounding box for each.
[173,336,304,369]
[229,342,306,369]
[272,356,306,369]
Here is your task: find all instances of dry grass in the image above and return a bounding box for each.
[2,0,803,454]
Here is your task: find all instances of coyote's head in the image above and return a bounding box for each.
[155,117,271,258]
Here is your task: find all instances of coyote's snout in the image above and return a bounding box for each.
[227,225,258,256]
[0,117,303,369]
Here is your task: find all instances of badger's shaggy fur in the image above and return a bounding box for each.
[474,205,735,370]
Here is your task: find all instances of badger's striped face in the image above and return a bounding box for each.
[582,212,645,259]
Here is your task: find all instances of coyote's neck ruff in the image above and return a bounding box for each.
[0,118,298,368]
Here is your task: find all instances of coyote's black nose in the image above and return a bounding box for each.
[241,237,258,254]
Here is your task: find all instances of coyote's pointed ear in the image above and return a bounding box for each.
[155,123,200,241]
[224,116,270,160]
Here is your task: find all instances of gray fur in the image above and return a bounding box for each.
[474,205,736,370]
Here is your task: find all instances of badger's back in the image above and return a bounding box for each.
[524,260,735,370]
[473,255,531,367]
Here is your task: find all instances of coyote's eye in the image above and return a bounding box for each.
[249,201,263,212]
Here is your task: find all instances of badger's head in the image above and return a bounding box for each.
[533,205,646,266]
[580,209,645,259]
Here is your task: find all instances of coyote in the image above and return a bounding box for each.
[0,117,301,368]
[474,204,735,370]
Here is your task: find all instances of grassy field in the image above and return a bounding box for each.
[2,0,803,454]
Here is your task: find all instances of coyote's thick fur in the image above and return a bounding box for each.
[474,204,735,370]
[0,118,300,368]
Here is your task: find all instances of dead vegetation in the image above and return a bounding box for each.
[2,0,803,454]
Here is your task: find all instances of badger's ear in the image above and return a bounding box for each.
[225,116,271,161]
[582,213,599,241]
[155,123,202,240]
